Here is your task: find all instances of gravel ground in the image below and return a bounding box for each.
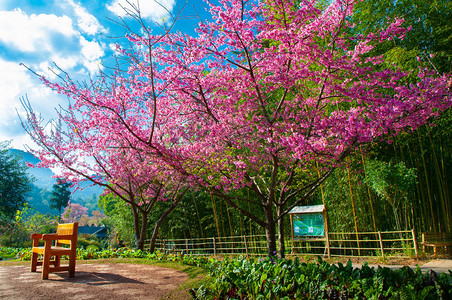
[0,263,188,300]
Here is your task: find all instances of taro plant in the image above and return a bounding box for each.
[196,256,452,299]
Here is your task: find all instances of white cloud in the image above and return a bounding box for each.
[0,60,56,123]
[107,0,175,21]
[0,61,30,105]
[0,59,57,118]
[0,59,65,150]
[80,36,104,61]
[0,5,108,149]
[0,8,76,52]
[0,133,38,151]
[39,55,93,78]
[62,0,107,35]
[79,36,105,74]
[82,60,102,76]
[50,56,79,72]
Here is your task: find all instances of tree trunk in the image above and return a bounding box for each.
[148,189,187,253]
[131,205,143,250]
[135,233,145,251]
[277,205,286,258]
[264,204,277,257]
[265,224,277,257]
[136,211,148,251]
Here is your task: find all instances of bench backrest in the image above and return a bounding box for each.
[56,222,78,247]
[422,232,452,242]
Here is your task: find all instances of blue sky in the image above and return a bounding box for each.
[0,0,209,150]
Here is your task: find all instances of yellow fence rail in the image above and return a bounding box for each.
[145,229,419,258]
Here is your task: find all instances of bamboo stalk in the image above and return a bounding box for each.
[316,161,326,206]
[397,140,412,230]
[412,229,418,257]
[378,231,385,259]
[239,202,245,237]
[180,201,192,239]
[192,191,204,238]
[439,136,451,231]
[210,193,221,238]
[218,198,226,237]
[427,129,451,232]
[417,131,437,232]
[244,235,249,258]
[248,190,255,253]
[406,142,428,231]
[226,206,233,237]
[346,162,361,256]
[360,148,377,232]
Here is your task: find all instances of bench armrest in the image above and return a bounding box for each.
[30,233,43,240]
[42,234,76,240]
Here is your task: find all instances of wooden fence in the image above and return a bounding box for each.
[145,229,418,258]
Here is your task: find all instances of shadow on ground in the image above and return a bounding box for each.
[0,263,188,300]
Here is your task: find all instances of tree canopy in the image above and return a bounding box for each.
[49,178,71,216]
[0,141,33,223]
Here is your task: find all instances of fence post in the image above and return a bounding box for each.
[244,235,249,258]
[325,236,331,259]
[378,231,385,260]
[185,239,189,255]
[213,237,217,256]
[422,233,426,253]
[411,229,418,257]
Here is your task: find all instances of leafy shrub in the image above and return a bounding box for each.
[86,245,100,251]
[16,248,32,261]
[196,256,452,299]
[0,246,21,259]
[77,234,101,250]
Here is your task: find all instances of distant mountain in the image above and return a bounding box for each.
[8,149,54,188]
[8,149,104,214]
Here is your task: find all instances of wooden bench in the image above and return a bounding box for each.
[421,232,452,255]
[31,222,78,279]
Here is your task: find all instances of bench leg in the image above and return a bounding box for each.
[69,254,76,277]
[42,254,51,279]
[31,252,38,272]
[54,255,61,268]
[42,243,51,280]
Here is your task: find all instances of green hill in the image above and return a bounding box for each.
[8,149,103,215]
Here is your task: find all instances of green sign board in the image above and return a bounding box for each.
[293,213,325,237]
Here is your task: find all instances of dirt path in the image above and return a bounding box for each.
[0,263,188,300]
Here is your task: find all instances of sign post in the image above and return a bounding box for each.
[289,205,330,258]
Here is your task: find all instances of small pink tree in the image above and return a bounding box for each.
[61,203,88,223]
